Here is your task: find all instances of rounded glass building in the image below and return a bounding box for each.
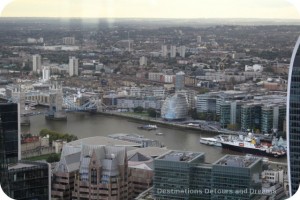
[161,94,188,120]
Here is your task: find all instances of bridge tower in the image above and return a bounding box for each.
[45,83,67,120]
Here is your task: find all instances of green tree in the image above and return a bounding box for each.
[147,108,160,118]
[189,108,199,120]
[46,153,60,163]
[133,106,144,113]
[39,129,78,145]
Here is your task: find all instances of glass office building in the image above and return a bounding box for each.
[212,155,262,200]
[161,94,189,120]
[153,151,205,200]
[287,36,300,196]
[0,103,19,195]
[7,161,50,200]
[0,102,50,200]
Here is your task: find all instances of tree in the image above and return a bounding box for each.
[46,153,60,163]
[39,129,78,145]
[189,108,199,120]
[133,106,144,113]
[227,124,238,131]
[147,108,160,118]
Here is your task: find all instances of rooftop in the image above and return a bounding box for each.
[128,147,169,158]
[67,136,142,147]
[214,155,262,168]
[156,150,204,163]
[8,161,48,171]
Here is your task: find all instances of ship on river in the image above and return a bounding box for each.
[138,124,158,130]
[199,135,228,147]
[221,133,286,158]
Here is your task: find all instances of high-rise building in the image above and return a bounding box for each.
[212,155,263,200]
[73,145,131,199]
[52,137,138,200]
[42,66,50,81]
[170,45,177,58]
[241,103,262,131]
[287,36,300,196]
[69,57,78,76]
[179,45,186,58]
[0,102,50,199]
[175,71,185,91]
[261,104,286,134]
[7,161,50,200]
[153,151,264,200]
[32,54,42,73]
[153,150,206,200]
[161,45,168,57]
[62,37,75,45]
[0,103,19,195]
[197,36,202,43]
[139,56,148,66]
[220,101,242,129]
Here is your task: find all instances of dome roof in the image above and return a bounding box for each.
[161,94,188,120]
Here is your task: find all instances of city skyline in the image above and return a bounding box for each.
[0,12,299,199]
[0,0,300,19]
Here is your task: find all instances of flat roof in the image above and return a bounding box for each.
[67,136,142,147]
[8,161,47,170]
[128,147,170,158]
[214,155,261,168]
[156,150,204,163]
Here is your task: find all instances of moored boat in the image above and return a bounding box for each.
[220,134,286,158]
[199,135,227,147]
[200,137,222,147]
[138,124,158,130]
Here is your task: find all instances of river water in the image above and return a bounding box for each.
[22,112,287,164]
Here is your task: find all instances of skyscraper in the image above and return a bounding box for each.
[197,36,202,43]
[153,151,206,200]
[212,155,262,200]
[287,36,300,196]
[175,71,185,91]
[179,45,186,58]
[69,56,79,76]
[0,103,19,195]
[32,54,42,73]
[0,102,50,200]
[62,37,75,45]
[170,45,177,58]
[161,45,168,57]
[42,66,50,81]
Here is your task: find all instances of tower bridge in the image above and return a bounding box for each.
[4,83,104,123]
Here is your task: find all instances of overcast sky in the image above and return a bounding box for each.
[1,0,299,19]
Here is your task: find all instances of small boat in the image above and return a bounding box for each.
[138,124,158,130]
[29,106,36,110]
[200,137,222,147]
[155,132,164,136]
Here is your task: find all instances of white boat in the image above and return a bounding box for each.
[199,137,222,147]
[155,132,164,136]
[138,124,158,130]
[220,134,286,158]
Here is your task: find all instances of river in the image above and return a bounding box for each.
[21,112,287,164]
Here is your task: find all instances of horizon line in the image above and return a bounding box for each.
[0,16,299,21]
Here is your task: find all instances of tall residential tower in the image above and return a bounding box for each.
[32,54,42,73]
[69,56,79,76]
[287,36,300,196]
